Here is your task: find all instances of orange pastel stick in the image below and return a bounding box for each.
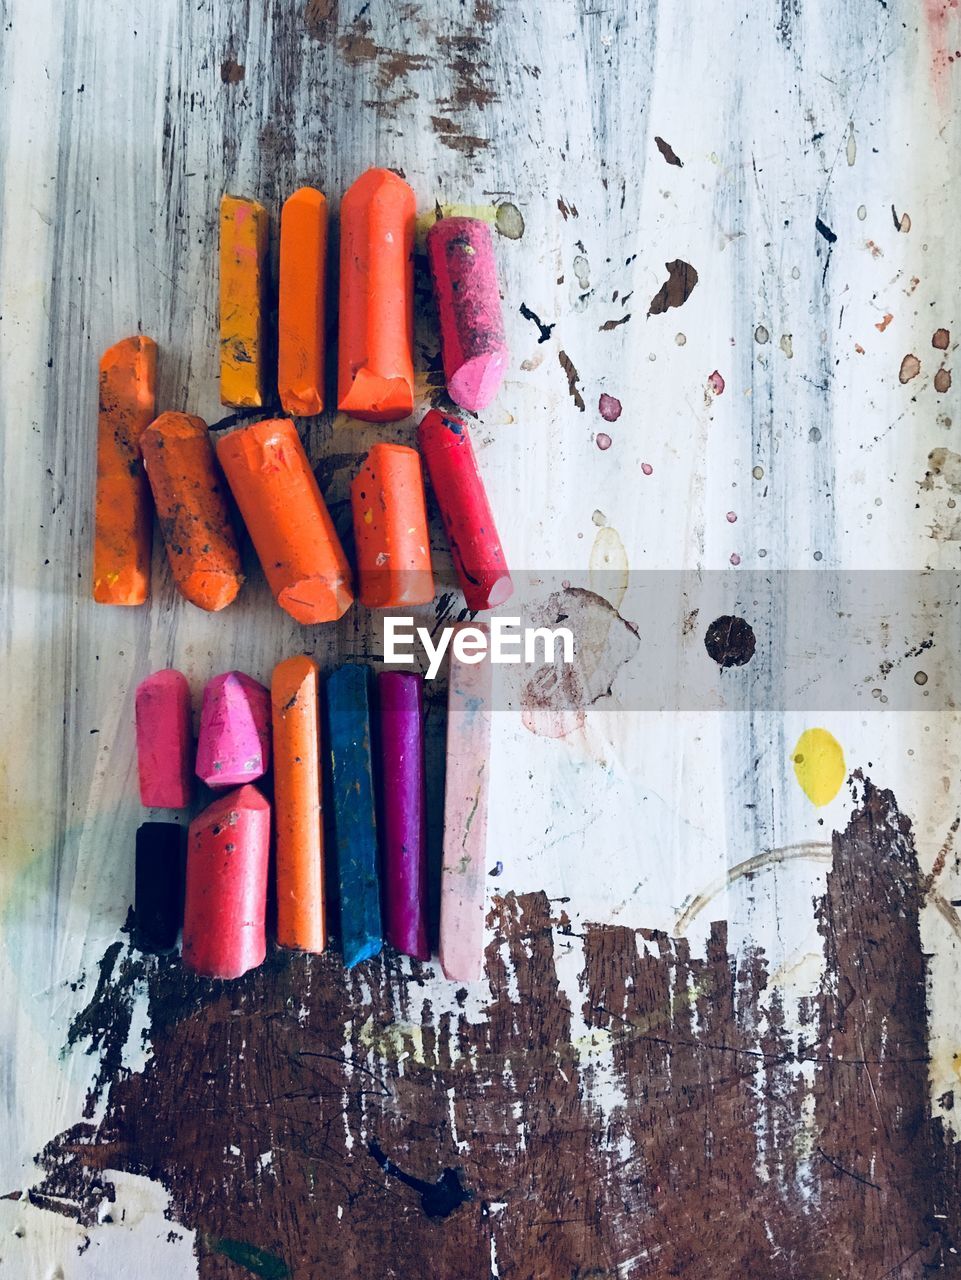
[337,168,416,422]
[278,187,327,417]
[216,418,353,624]
[220,194,269,408]
[140,412,244,612]
[272,655,326,952]
[93,336,158,605]
[351,443,434,608]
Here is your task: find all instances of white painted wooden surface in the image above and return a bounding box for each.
[1,0,958,1273]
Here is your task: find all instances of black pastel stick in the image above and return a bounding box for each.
[135,822,185,951]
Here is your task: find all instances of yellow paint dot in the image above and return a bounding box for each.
[792,728,846,807]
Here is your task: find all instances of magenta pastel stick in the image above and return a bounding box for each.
[417,409,513,611]
[427,217,508,411]
[378,671,429,960]
[135,669,193,808]
[439,626,493,982]
[195,671,270,788]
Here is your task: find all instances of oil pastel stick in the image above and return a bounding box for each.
[325,664,382,968]
[278,187,327,416]
[351,443,434,608]
[216,418,353,624]
[135,669,193,808]
[417,409,512,611]
[427,217,508,411]
[337,168,416,422]
[93,336,157,605]
[182,784,270,979]
[196,671,270,788]
[439,626,493,982]
[219,194,269,407]
[272,655,326,954]
[134,822,185,952]
[378,672,429,960]
[141,411,243,612]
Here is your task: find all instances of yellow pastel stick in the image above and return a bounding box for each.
[219,194,268,407]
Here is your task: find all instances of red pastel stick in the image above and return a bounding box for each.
[135,669,193,808]
[417,409,513,611]
[182,784,270,979]
[427,217,508,411]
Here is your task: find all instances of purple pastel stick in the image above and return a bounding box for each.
[427,217,509,412]
[135,669,193,808]
[378,671,429,960]
[195,671,270,788]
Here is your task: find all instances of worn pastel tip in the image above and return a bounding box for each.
[196,670,271,787]
[339,369,414,422]
[343,933,383,969]
[448,350,509,413]
[135,669,193,808]
[180,568,244,613]
[279,575,354,625]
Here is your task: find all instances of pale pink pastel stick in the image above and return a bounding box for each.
[439,626,493,982]
[135,670,193,808]
[195,671,270,789]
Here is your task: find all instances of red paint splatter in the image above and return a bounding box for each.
[875,313,893,333]
[708,370,725,395]
[598,393,622,422]
[596,433,612,451]
[641,462,653,476]
[730,552,741,566]
[726,511,737,523]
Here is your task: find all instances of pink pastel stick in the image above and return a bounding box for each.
[135,669,192,808]
[427,217,509,412]
[195,671,270,788]
[439,626,493,982]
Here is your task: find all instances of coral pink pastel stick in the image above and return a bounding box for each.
[135,669,193,808]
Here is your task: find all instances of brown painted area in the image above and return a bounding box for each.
[32,780,961,1277]
[648,259,699,316]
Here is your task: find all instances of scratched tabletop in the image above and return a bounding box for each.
[2,2,961,1277]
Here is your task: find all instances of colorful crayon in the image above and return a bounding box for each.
[278,187,327,417]
[378,672,429,960]
[135,669,193,808]
[338,168,416,422]
[326,664,382,968]
[216,419,353,624]
[140,411,243,612]
[134,822,185,952]
[182,785,270,979]
[196,671,270,788]
[351,443,434,608]
[427,216,508,411]
[272,656,326,954]
[417,409,513,611]
[219,194,269,407]
[93,336,157,605]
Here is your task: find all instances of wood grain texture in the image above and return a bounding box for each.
[1,0,960,1275]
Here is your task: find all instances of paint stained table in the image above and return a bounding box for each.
[2,2,961,1277]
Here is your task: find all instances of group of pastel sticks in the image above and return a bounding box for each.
[93,168,512,620]
[134,646,491,982]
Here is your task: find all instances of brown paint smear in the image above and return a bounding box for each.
[32,781,961,1277]
[648,259,699,316]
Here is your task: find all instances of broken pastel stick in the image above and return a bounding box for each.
[93,335,158,605]
[439,626,493,982]
[136,669,193,807]
[141,412,243,612]
[325,664,382,968]
[134,822,185,952]
[337,168,416,421]
[216,419,353,624]
[350,443,434,608]
[417,410,513,611]
[219,194,269,408]
[196,671,270,788]
[427,217,509,411]
[378,672,429,960]
[278,187,327,416]
[182,785,270,979]
[272,656,326,954]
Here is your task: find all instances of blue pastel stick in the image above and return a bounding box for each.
[325,663,383,967]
